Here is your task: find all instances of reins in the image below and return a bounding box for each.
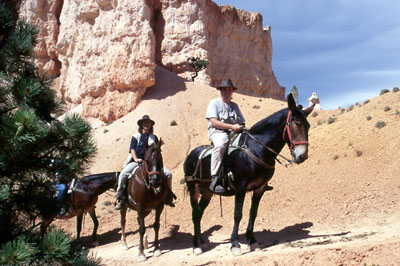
[132,161,162,191]
[242,129,293,168]
[130,162,150,189]
[240,110,308,168]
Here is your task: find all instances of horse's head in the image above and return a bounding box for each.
[144,139,164,193]
[284,93,314,164]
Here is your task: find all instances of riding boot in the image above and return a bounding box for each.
[209,175,225,193]
[57,207,66,217]
[114,197,126,210]
[165,188,176,207]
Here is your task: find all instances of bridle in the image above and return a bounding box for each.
[134,152,162,193]
[282,110,309,152]
[242,109,309,168]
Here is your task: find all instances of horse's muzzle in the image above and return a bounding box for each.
[292,145,308,164]
[149,174,161,191]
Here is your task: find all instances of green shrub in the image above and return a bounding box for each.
[252,105,260,109]
[41,230,71,261]
[312,112,318,117]
[0,238,38,265]
[380,89,390,95]
[375,121,386,129]
[187,57,209,81]
[393,87,399,92]
[363,99,370,105]
[347,105,354,112]
[103,200,112,206]
[327,117,336,124]
[0,230,101,265]
[384,106,391,112]
[366,115,372,121]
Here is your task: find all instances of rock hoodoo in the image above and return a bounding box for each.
[20,0,284,122]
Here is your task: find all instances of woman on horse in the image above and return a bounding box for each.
[206,79,245,193]
[115,115,176,210]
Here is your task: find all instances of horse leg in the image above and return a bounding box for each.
[40,217,54,237]
[120,206,128,250]
[76,212,83,243]
[231,190,246,256]
[153,205,164,257]
[245,191,264,251]
[137,212,147,262]
[190,191,212,255]
[88,207,99,246]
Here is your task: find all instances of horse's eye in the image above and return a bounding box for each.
[294,121,301,127]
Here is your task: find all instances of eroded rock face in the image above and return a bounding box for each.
[56,0,156,121]
[157,1,282,98]
[20,0,63,77]
[20,0,284,122]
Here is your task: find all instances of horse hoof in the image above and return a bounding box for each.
[231,247,243,256]
[121,242,128,250]
[154,249,161,257]
[137,254,147,262]
[247,242,261,251]
[193,247,203,255]
[92,241,99,247]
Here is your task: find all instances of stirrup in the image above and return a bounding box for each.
[114,199,125,210]
[209,176,226,193]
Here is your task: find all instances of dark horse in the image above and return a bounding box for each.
[184,93,314,256]
[40,172,119,245]
[119,140,168,262]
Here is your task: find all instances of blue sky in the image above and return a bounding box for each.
[214,0,400,109]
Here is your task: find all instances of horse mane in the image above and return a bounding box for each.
[81,172,118,182]
[249,108,288,134]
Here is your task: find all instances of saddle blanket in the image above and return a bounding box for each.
[199,132,242,160]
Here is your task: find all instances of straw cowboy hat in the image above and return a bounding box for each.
[217,79,237,90]
[137,115,155,126]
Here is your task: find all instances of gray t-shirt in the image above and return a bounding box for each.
[206,98,245,137]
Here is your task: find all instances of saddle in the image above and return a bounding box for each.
[185,132,243,187]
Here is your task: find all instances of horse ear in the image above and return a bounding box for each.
[303,104,315,117]
[287,93,297,112]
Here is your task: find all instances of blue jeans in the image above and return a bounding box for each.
[55,182,67,208]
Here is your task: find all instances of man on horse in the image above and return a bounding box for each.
[115,115,176,210]
[206,79,245,193]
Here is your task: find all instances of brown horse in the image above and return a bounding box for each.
[40,172,119,245]
[119,140,168,262]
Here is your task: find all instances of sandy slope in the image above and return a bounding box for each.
[54,68,400,265]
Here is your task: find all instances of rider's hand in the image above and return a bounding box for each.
[135,158,143,163]
[232,124,242,132]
